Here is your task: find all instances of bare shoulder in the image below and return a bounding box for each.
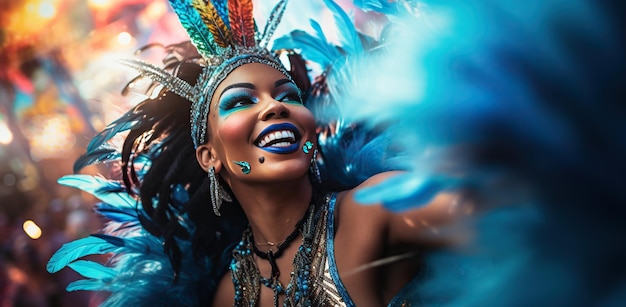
[337,171,404,208]
[333,171,408,249]
[335,171,403,230]
[331,172,412,305]
[331,172,470,304]
[336,171,472,247]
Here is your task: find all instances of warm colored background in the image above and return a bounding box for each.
[0,1,347,305]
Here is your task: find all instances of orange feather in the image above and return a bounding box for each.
[228,0,256,47]
[192,0,233,48]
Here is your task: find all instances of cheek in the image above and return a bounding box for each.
[294,108,316,132]
[216,112,254,143]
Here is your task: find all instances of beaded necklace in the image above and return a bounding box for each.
[251,213,308,286]
[231,197,324,306]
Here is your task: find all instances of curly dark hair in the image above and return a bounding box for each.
[114,42,312,296]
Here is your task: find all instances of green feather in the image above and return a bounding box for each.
[169,0,217,57]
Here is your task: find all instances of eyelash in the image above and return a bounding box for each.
[219,93,258,110]
[219,89,302,111]
[275,90,302,104]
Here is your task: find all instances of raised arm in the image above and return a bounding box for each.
[340,172,474,251]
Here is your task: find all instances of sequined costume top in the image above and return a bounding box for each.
[231,193,419,306]
[321,194,419,307]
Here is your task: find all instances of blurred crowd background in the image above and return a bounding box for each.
[0,0,349,305]
[0,0,226,305]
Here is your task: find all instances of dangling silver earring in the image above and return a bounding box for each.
[209,166,232,216]
[310,149,321,184]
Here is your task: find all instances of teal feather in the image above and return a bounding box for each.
[92,234,152,253]
[67,260,117,280]
[310,20,329,48]
[168,0,217,57]
[73,147,120,173]
[323,0,362,55]
[95,203,139,224]
[90,234,127,247]
[273,30,341,68]
[86,114,141,154]
[47,236,118,273]
[58,175,137,209]
[353,0,400,14]
[66,279,107,292]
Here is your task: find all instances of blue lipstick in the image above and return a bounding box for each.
[255,123,301,154]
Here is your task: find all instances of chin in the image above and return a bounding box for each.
[259,162,310,182]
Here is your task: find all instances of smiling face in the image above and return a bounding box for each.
[196,63,317,186]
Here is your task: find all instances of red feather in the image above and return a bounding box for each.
[228,0,256,47]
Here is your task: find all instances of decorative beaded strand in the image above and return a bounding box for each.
[231,198,322,307]
[251,213,308,287]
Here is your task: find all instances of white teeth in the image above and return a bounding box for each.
[257,130,296,147]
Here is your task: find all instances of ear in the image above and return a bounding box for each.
[196,144,223,173]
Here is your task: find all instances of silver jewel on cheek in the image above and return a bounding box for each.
[302,140,314,154]
[233,161,251,174]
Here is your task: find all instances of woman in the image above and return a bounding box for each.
[47,0,467,305]
[201,62,462,305]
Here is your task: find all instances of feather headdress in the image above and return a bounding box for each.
[128,0,291,148]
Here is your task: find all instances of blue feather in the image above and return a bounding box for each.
[168,0,217,57]
[355,173,458,211]
[322,0,362,55]
[67,260,117,280]
[58,175,138,209]
[66,279,107,292]
[95,203,140,224]
[353,0,401,14]
[130,141,165,179]
[318,122,406,189]
[73,147,120,172]
[86,115,141,154]
[212,0,229,28]
[171,184,190,206]
[91,233,136,249]
[309,20,329,46]
[273,30,341,68]
[94,181,126,194]
[47,236,118,273]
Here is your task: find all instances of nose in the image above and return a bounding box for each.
[259,98,290,121]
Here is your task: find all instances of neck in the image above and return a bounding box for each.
[229,177,313,245]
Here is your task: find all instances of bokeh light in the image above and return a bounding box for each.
[0,116,13,145]
[87,0,111,10]
[38,0,56,19]
[23,220,42,240]
[26,115,76,161]
[117,31,133,46]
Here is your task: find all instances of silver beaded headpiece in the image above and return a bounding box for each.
[123,0,291,148]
